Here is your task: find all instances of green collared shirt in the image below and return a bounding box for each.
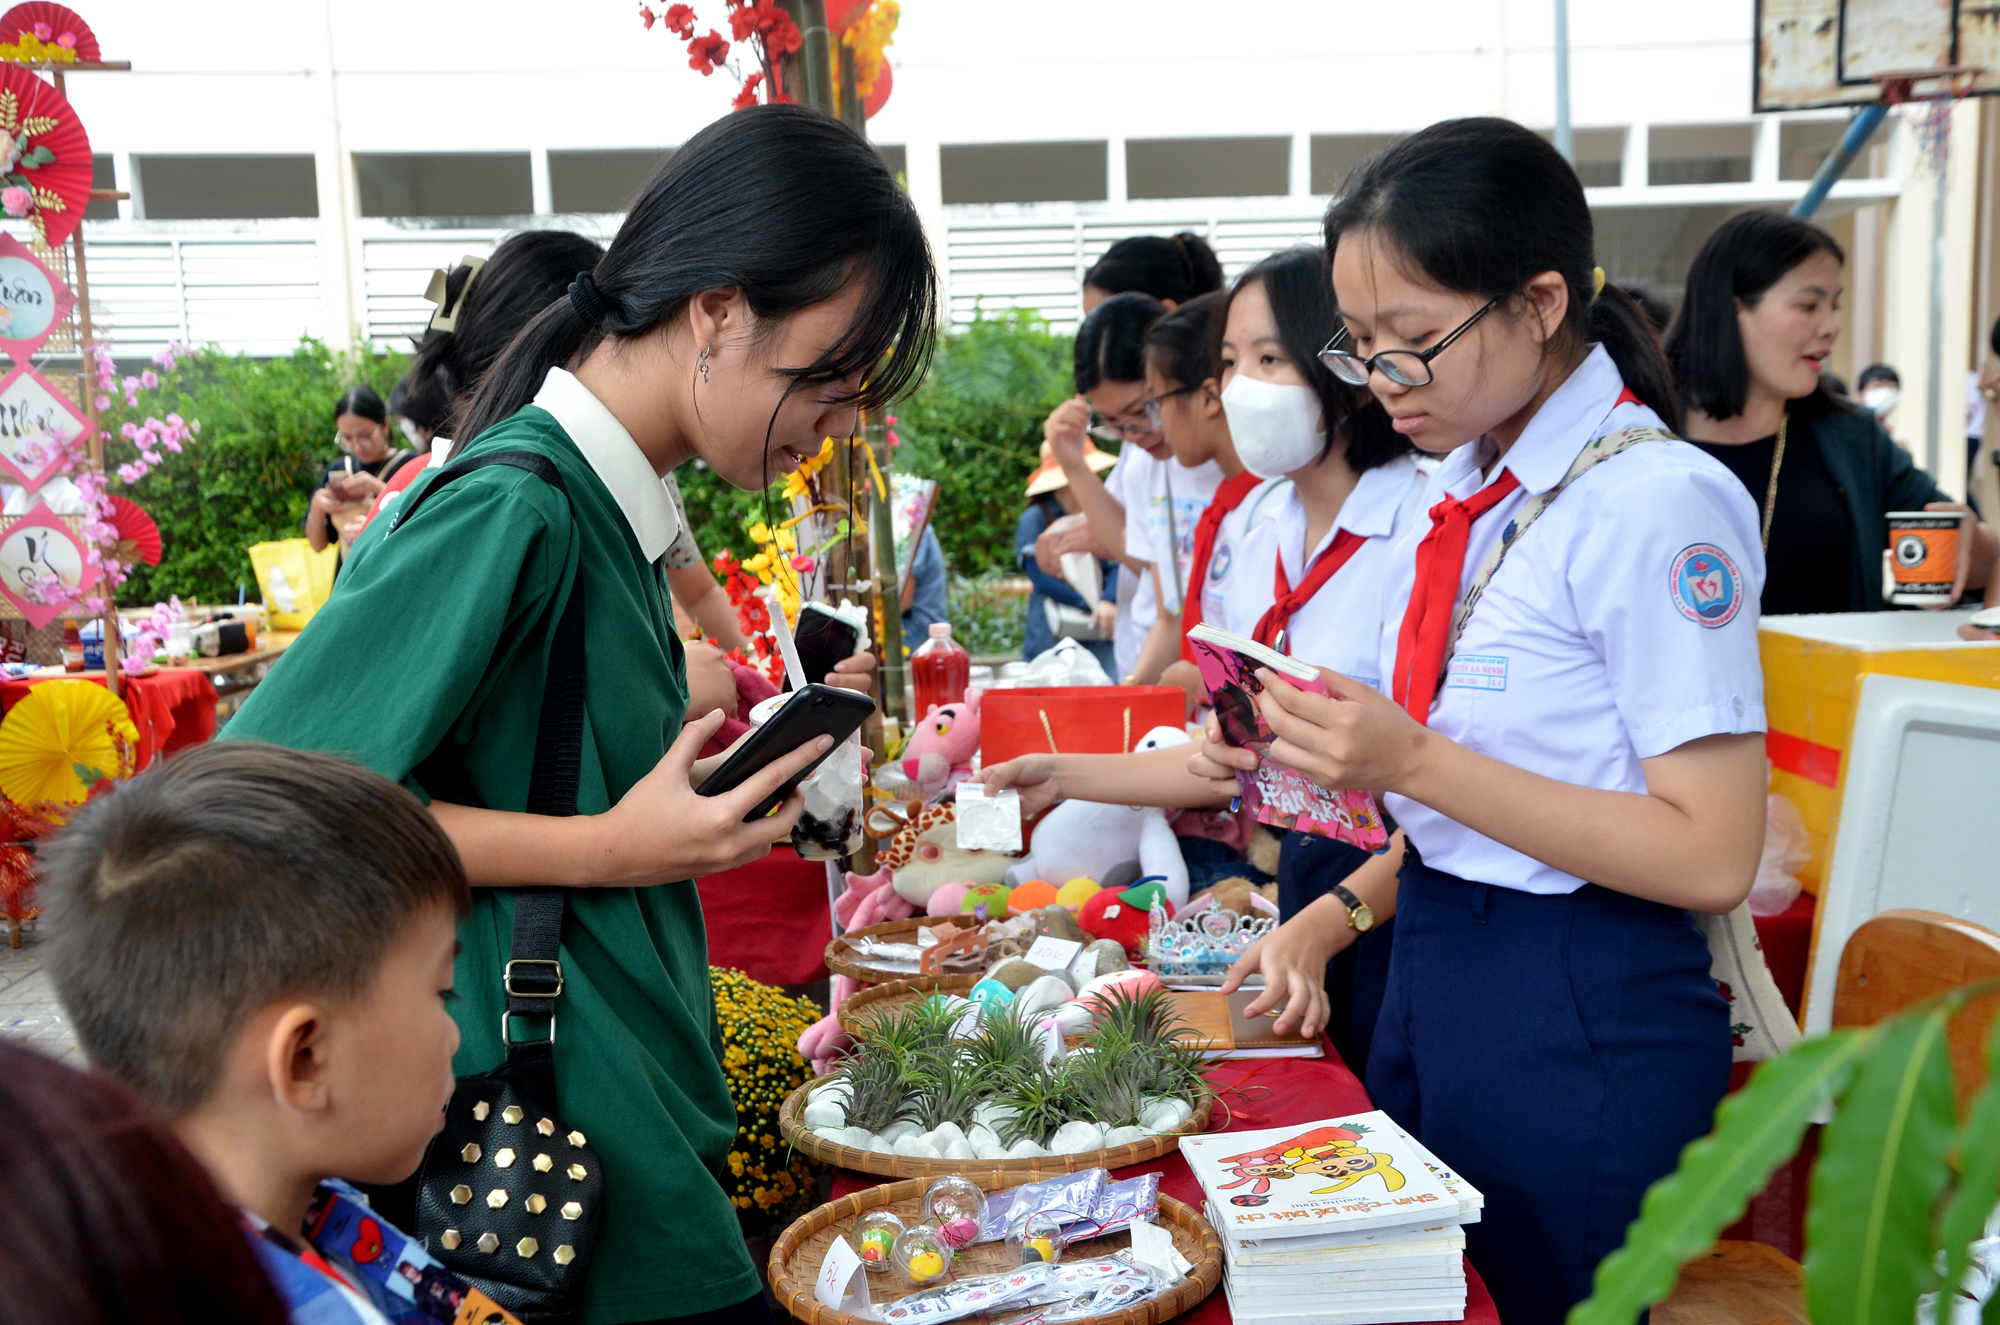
[225,374,757,1322]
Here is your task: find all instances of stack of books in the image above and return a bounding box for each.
[1181,1111,1484,1324]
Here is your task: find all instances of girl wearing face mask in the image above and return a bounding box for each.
[224,106,936,1325]
[1669,211,1995,613]
[980,249,1423,1025]
[1199,119,1767,1323]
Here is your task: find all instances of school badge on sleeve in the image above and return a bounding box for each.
[1671,543,1743,627]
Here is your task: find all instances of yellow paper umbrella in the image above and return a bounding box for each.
[0,679,139,806]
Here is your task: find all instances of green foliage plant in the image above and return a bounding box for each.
[100,338,410,606]
[1569,979,2000,1325]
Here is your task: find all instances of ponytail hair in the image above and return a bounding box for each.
[1323,117,1680,433]
[1217,246,1410,473]
[1084,232,1223,305]
[1143,292,1219,392]
[400,230,605,438]
[1665,210,1846,423]
[458,104,938,451]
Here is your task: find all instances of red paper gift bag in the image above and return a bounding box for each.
[980,686,1186,765]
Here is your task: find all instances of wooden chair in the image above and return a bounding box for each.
[1657,909,2000,1324]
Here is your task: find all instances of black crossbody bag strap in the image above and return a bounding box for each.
[392,450,583,1102]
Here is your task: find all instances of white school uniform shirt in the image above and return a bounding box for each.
[1218,455,1429,691]
[1196,476,1286,631]
[1105,446,1224,675]
[1375,344,1767,895]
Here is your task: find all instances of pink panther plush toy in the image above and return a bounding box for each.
[896,693,981,803]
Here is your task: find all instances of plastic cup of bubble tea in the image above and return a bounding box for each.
[891,1225,953,1284]
[852,1210,905,1272]
[921,1175,987,1249]
[1887,511,1962,605]
[1005,1210,1065,1266]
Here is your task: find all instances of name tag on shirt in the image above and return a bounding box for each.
[1445,654,1508,691]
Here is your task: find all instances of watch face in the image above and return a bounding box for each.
[1351,904,1375,932]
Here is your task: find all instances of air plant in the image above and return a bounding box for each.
[1068,1044,1155,1130]
[837,1039,915,1134]
[962,1000,1042,1089]
[908,1045,988,1132]
[1084,984,1211,1107]
[997,1059,1082,1149]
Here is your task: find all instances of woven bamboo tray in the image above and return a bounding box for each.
[837,973,983,1035]
[769,1174,1222,1325]
[779,1079,1212,1181]
[828,917,994,984]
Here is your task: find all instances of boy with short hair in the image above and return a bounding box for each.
[41,741,519,1325]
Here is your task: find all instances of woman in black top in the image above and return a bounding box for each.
[305,385,417,557]
[1667,211,1996,614]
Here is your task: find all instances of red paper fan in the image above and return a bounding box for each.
[108,494,159,565]
[0,5,99,62]
[0,65,87,246]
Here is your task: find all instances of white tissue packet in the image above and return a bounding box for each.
[955,783,1023,852]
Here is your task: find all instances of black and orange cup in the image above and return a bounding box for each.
[1886,511,1962,605]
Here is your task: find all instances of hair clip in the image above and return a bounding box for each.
[422,254,488,334]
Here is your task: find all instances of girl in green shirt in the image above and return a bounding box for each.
[225,104,937,1325]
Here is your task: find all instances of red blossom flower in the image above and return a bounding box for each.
[727,2,760,41]
[640,5,656,29]
[686,29,730,74]
[731,70,765,109]
[759,4,803,56]
[663,2,697,36]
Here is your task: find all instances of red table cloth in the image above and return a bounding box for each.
[0,667,216,771]
[828,1044,1498,1325]
[699,846,834,987]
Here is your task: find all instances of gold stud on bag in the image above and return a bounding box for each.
[402,452,605,1323]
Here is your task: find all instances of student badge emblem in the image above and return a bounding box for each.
[1670,543,1742,627]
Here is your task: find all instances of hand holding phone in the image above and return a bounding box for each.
[696,683,876,821]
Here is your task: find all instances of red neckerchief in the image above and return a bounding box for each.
[1178,470,1264,662]
[1250,528,1366,654]
[1390,471,1522,723]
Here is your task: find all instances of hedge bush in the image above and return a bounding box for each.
[111,309,1073,607]
[107,340,411,607]
[676,307,1077,579]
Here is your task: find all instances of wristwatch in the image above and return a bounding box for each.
[1330,883,1375,933]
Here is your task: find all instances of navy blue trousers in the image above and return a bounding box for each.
[1366,856,1730,1325]
[1276,831,1395,1074]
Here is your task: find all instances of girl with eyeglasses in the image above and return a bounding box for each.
[982,249,1425,1063]
[1046,292,1223,681]
[1205,118,1767,1323]
[225,105,937,1325]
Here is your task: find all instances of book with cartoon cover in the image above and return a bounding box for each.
[1186,623,1391,853]
[1181,1110,1468,1238]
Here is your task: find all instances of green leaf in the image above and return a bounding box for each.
[1568,1030,1870,1325]
[1806,1009,1959,1325]
[24,145,51,166]
[1938,1003,2000,1303]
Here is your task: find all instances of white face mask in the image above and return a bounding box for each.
[1221,374,1324,479]
[1862,386,1900,419]
[398,416,425,447]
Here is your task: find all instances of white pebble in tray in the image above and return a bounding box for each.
[1139,1097,1193,1132]
[1049,1121,1105,1154]
[802,1097,847,1129]
[893,1134,944,1159]
[879,1119,923,1144]
[1006,1135,1049,1158]
[1102,1125,1152,1148]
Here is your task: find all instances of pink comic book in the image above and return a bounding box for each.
[1186,622,1391,853]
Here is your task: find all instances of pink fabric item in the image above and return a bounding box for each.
[698,660,780,759]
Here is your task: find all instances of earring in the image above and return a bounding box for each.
[698,344,711,385]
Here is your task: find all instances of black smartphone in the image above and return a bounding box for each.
[790,603,862,690]
[695,683,876,821]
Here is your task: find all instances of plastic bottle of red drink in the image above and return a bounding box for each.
[909,622,969,717]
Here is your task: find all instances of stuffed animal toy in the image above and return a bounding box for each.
[798,974,860,1076]
[878,694,981,803]
[839,800,1015,922]
[1079,882,1171,954]
[1007,725,1192,908]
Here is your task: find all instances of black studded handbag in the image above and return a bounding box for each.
[396,452,605,1324]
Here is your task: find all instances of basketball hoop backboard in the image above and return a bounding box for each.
[1756,0,2000,110]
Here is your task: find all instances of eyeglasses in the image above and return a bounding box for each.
[1086,408,1159,444]
[1141,386,1197,426]
[1319,298,1501,388]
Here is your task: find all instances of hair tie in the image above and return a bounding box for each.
[568,272,612,326]
[1591,266,1607,300]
